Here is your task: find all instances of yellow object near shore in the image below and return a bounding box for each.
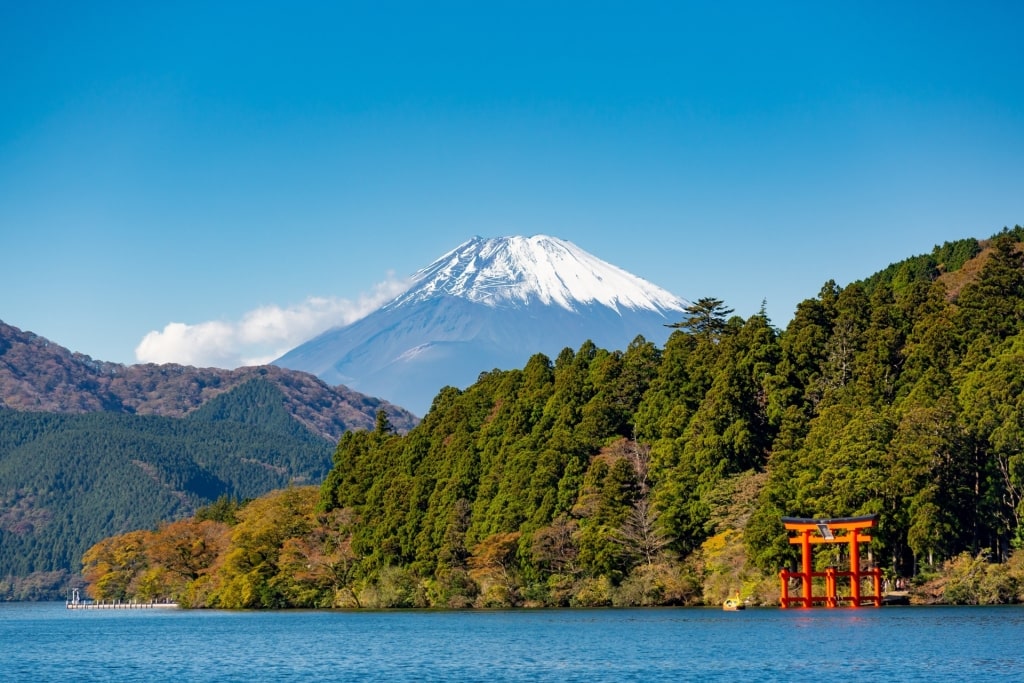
[723,596,745,611]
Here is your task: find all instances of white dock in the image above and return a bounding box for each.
[66,590,178,610]
[66,600,179,610]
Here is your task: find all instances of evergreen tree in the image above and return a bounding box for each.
[666,297,735,340]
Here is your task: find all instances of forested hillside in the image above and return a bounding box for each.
[83,227,1024,608]
[0,323,419,600]
[0,379,336,600]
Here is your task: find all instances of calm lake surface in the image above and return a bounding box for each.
[2,602,1023,682]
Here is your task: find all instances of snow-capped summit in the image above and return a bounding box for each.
[388,235,688,314]
[275,236,690,416]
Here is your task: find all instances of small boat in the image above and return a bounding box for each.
[723,595,745,611]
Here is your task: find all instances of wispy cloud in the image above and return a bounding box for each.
[134,275,409,368]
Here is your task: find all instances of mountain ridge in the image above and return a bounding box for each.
[0,320,418,438]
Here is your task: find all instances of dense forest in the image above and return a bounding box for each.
[0,379,334,600]
[83,227,1024,608]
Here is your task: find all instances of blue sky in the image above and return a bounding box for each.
[2,1,1022,368]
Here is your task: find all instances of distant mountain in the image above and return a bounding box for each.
[0,320,418,438]
[275,235,691,415]
[0,320,418,599]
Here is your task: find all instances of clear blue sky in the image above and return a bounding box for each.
[2,1,1022,368]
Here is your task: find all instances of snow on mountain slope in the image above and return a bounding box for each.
[388,235,688,313]
[274,235,691,416]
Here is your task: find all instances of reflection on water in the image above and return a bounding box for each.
[1,603,1022,682]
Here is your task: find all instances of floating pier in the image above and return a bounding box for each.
[66,600,179,610]
[66,589,178,610]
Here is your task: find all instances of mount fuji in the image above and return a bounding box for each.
[274,235,690,416]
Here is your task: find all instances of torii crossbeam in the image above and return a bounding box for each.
[779,515,882,608]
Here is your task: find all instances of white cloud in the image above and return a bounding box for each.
[134,275,409,368]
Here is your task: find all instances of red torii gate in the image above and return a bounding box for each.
[779,515,882,608]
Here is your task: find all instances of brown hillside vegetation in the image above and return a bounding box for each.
[938,240,1024,301]
[0,321,418,439]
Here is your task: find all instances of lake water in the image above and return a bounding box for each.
[2,603,1023,682]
